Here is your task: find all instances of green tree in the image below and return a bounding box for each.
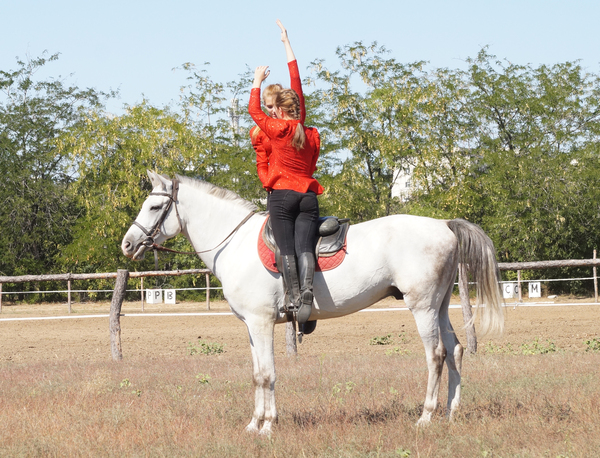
[58,102,205,274]
[464,50,600,265]
[0,52,109,277]
[309,42,430,221]
[176,63,262,204]
[57,66,258,299]
[407,50,600,292]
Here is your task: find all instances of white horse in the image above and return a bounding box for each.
[121,171,504,435]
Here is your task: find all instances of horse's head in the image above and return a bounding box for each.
[121,170,182,261]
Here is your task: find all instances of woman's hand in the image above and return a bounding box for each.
[276,19,295,63]
[252,66,270,88]
[276,19,289,43]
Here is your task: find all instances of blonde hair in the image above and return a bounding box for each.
[275,89,305,150]
[262,84,283,104]
[251,84,285,141]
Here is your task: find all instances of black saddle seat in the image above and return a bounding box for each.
[262,215,350,258]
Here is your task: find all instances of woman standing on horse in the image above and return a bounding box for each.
[250,19,307,209]
[248,20,323,326]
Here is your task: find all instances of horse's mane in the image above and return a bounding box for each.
[175,174,258,213]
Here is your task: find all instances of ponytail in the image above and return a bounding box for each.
[275,89,305,151]
[291,123,306,150]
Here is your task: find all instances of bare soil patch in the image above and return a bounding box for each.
[1,296,599,364]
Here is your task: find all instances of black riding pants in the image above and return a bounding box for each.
[269,189,319,256]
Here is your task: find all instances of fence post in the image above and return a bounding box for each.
[594,250,598,304]
[0,283,2,313]
[110,269,129,361]
[286,321,297,356]
[67,278,72,313]
[517,270,523,302]
[140,276,145,312]
[458,263,477,354]
[205,272,211,310]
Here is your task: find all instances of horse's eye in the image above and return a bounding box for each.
[150,205,162,211]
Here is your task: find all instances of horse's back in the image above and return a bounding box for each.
[311,214,458,317]
[347,214,456,259]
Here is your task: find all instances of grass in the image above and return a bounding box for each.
[1,349,600,457]
[187,337,225,356]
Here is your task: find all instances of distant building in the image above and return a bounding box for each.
[391,166,414,201]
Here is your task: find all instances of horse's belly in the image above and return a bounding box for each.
[311,259,395,319]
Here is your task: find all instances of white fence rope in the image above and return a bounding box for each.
[0,287,223,295]
[2,303,599,323]
[1,277,592,297]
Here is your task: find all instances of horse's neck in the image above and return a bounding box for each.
[179,184,254,269]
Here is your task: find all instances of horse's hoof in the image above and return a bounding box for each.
[447,409,458,422]
[416,415,432,427]
[259,426,272,437]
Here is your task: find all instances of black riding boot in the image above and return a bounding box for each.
[296,252,315,325]
[279,254,301,313]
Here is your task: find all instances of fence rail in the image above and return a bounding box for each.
[498,258,600,271]
[0,253,598,359]
[0,269,212,313]
[496,251,599,304]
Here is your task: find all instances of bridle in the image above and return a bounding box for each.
[132,179,182,250]
[132,178,255,258]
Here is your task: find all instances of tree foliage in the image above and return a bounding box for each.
[0,52,109,276]
[55,64,259,292]
[407,50,600,266]
[2,48,600,297]
[308,43,429,220]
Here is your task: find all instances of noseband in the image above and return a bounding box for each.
[132,179,181,249]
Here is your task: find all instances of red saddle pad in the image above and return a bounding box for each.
[257,218,347,273]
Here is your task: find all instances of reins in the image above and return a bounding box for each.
[150,210,255,255]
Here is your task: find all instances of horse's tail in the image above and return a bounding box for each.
[446,218,504,336]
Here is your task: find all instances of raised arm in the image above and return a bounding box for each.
[277,19,295,63]
[277,19,305,123]
[252,65,270,89]
[249,66,287,139]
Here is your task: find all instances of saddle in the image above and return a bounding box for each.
[258,216,350,273]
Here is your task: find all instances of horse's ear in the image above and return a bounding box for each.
[147,170,161,188]
[147,170,170,189]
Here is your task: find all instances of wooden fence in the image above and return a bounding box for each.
[0,269,213,314]
[1,253,598,359]
[497,250,599,303]
[457,251,599,354]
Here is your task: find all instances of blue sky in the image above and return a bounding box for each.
[2,0,599,114]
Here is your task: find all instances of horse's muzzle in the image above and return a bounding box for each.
[121,237,147,261]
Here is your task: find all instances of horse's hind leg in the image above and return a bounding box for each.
[410,306,446,426]
[244,317,277,436]
[439,282,463,420]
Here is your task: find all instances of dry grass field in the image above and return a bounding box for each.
[1,296,600,456]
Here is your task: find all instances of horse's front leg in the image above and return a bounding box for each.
[244,316,277,436]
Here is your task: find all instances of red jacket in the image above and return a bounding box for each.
[250,60,321,193]
[249,86,323,195]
